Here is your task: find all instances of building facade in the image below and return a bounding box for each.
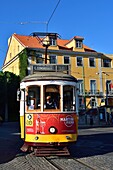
[2,32,113,122]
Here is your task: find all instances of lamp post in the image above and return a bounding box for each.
[42,36,50,64]
[82,65,86,110]
[96,71,109,123]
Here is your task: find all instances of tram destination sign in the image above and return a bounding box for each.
[33,65,55,71]
[31,64,70,73]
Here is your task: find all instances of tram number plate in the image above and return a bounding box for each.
[26,114,33,126]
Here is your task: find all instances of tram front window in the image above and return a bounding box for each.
[27,86,40,110]
[44,85,60,110]
[63,85,75,111]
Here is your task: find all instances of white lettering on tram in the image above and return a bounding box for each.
[60,115,74,127]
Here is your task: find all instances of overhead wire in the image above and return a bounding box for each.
[0,0,61,32]
[46,0,61,32]
[0,21,47,25]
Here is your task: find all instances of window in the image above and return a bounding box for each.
[36,54,43,64]
[90,98,97,108]
[79,97,85,109]
[102,59,111,67]
[27,86,40,110]
[49,37,56,46]
[18,45,20,52]
[64,56,70,64]
[89,57,95,67]
[90,80,96,94]
[63,85,75,111]
[78,80,84,94]
[77,56,83,66]
[49,55,56,64]
[76,40,83,48]
[44,85,60,109]
[106,80,112,94]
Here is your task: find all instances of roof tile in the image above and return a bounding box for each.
[13,33,96,52]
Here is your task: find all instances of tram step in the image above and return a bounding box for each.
[34,147,70,156]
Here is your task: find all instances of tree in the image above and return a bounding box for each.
[0,71,20,121]
[19,49,28,80]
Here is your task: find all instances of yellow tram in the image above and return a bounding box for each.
[19,71,78,155]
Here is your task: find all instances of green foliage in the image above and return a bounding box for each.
[19,49,28,80]
[0,71,20,121]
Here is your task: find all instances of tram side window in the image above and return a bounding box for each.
[63,85,75,111]
[44,85,60,109]
[27,86,40,110]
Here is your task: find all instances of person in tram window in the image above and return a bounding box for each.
[46,96,57,109]
[28,99,35,110]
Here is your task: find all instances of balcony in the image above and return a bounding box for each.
[106,90,113,96]
[78,90,103,96]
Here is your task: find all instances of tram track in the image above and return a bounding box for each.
[44,156,64,170]
[43,156,96,170]
[72,157,96,170]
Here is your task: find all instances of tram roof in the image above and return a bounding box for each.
[21,72,77,82]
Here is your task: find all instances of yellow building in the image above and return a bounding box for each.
[2,32,113,115]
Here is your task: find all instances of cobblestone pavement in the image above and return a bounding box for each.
[1,122,113,170]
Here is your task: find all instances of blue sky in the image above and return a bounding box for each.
[0,0,113,68]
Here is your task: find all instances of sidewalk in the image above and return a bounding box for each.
[78,123,113,129]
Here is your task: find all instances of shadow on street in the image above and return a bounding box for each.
[69,132,113,158]
[0,122,23,164]
[1,122,113,163]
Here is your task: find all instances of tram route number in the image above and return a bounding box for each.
[26,120,33,126]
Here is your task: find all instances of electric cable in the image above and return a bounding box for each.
[46,0,61,32]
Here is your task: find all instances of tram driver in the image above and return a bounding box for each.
[46,96,57,109]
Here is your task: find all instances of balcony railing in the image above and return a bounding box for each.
[106,90,113,96]
[79,90,113,97]
[78,90,103,96]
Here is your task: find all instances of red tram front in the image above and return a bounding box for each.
[19,72,78,155]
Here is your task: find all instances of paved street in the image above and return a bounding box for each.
[0,122,23,164]
[1,122,113,169]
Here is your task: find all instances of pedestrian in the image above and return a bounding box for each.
[111,112,113,124]
[90,115,93,126]
[106,112,110,125]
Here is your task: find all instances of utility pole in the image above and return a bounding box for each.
[82,65,86,110]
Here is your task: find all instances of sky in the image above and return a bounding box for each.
[0,0,113,69]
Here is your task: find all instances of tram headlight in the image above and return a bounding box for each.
[49,126,57,134]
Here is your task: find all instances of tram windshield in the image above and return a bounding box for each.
[26,84,76,112]
[63,85,75,111]
[44,85,60,110]
[27,86,40,110]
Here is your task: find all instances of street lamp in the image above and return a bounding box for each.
[82,65,86,110]
[42,36,50,64]
[96,71,109,123]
